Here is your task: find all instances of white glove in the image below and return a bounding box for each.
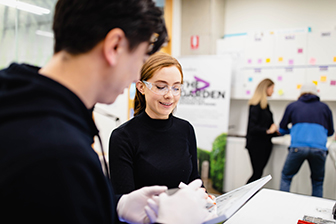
[117,186,167,224]
[147,179,209,224]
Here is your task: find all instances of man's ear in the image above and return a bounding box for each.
[103,28,127,66]
[136,81,145,95]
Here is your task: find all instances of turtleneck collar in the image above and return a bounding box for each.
[137,111,173,131]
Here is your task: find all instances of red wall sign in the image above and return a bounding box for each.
[191,35,199,49]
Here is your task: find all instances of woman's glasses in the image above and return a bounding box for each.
[142,80,182,96]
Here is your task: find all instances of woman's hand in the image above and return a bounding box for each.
[267,123,277,134]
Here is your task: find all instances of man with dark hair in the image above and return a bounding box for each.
[0,0,209,223]
[279,83,334,197]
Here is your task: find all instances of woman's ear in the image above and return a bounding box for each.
[136,81,145,95]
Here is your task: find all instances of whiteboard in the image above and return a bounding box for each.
[274,32,307,66]
[217,29,336,101]
[306,31,336,65]
[244,32,275,68]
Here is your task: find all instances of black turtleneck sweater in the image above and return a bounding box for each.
[108,111,201,195]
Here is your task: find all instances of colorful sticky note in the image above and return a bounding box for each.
[248,77,253,82]
[278,57,283,62]
[312,81,318,86]
[247,59,252,64]
[309,57,316,65]
[297,84,302,89]
[298,48,303,53]
[289,59,294,65]
[320,76,327,82]
[333,57,336,62]
[331,80,336,86]
[246,90,251,95]
[278,76,282,81]
[266,58,271,63]
[278,89,284,96]
[258,59,262,64]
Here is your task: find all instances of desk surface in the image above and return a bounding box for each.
[225,188,336,224]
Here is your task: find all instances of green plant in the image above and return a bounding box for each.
[210,133,227,193]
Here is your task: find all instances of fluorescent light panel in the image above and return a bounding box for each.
[0,0,50,15]
[35,30,53,38]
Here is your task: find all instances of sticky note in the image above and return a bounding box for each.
[266,58,271,63]
[320,76,327,82]
[297,84,302,89]
[331,80,336,86]
[278,57,283,62]
[289,59,294,65]
[247,59,252,64]
[312,81,318,86]
[246,90,251,95]
[248,77,253,82]
[333,57,336,62]
[309,57,316,65]
[278,89,284,96]
[258,59,262,64]
[278,76,282,81]
[298,48,303,53]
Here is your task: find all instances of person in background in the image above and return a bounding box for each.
[0,0,209,223]
[245,78,279,184]
[279,83,334,197]
[109,52,213,206]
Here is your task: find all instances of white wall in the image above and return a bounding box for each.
[180,0,225,55]
[223,0,336,34]
[93,91,129,160]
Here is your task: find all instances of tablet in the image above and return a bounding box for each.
[203,175,272,224]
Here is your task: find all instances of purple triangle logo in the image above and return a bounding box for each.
[192,76,210,94]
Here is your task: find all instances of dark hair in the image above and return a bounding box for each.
[53,0,167,55]
[134,52,183,116]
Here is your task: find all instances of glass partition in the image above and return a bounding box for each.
[0,0,57,69]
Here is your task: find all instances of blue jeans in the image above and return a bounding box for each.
[280,147,327,197]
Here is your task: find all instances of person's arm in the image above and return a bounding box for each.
[109,129,136,195]
[279,106,292,135]
[187,124,202,183]
[327,107,334,137]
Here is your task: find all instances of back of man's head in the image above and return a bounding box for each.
[52,0,167,55]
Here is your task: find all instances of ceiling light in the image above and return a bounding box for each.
[35,30,53,38]
[0,0,50,15]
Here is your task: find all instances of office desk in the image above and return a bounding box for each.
[225,189,336,224]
